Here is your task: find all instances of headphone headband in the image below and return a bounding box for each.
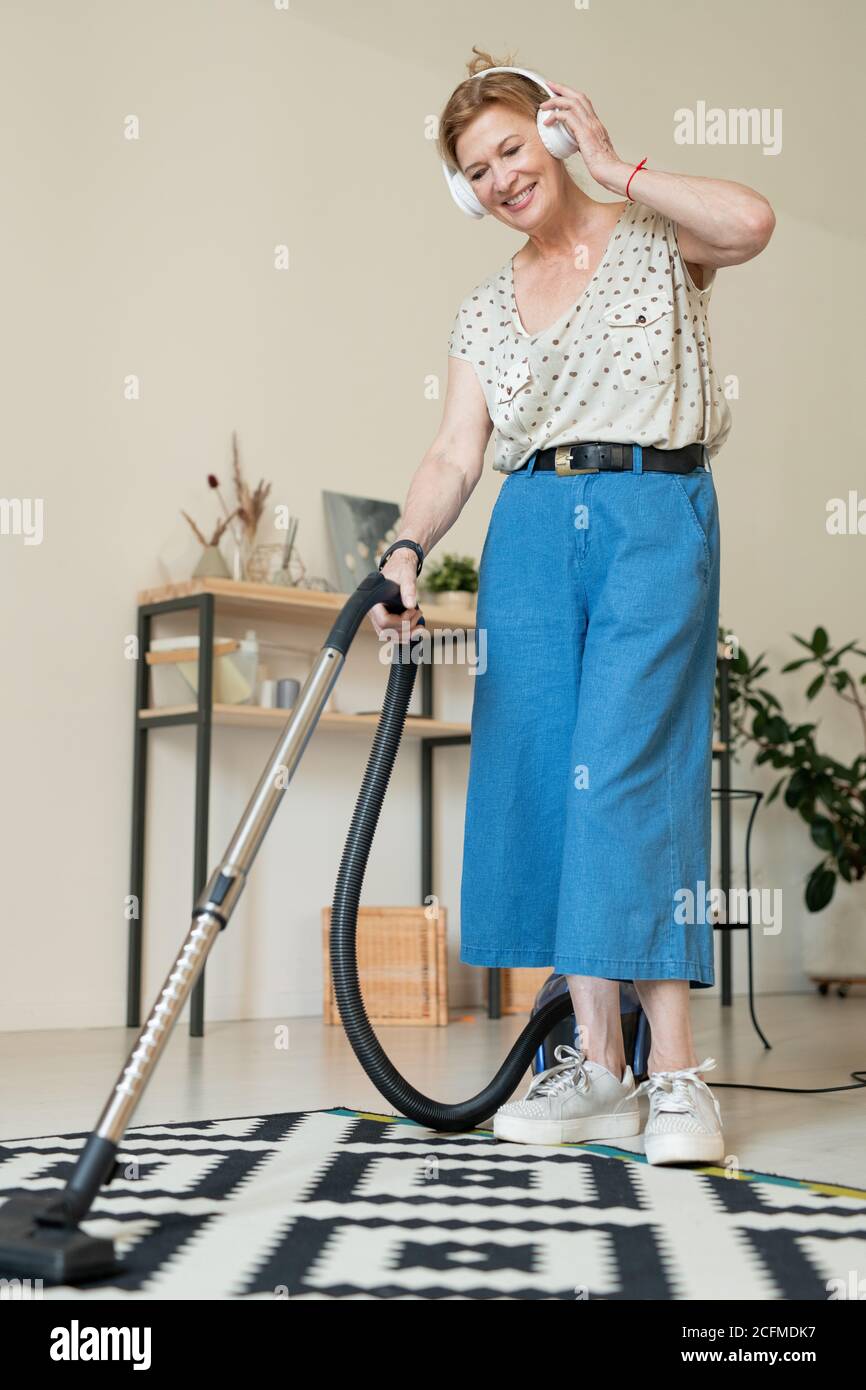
[440,66,579,219]
[465,65,555,98]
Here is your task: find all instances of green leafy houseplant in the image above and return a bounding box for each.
[422,553,479,596]
[719,625,866,912]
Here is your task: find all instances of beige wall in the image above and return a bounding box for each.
[1,0,863,1032]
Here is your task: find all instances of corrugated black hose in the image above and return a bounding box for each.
[330,621,573,1133]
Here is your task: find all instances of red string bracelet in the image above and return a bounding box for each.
[626,157,648,200]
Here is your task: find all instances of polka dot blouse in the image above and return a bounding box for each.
[447,199,732,474]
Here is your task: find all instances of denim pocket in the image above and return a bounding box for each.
[490,471,514,520]
[478,474,513,576]
[672,470,717,580]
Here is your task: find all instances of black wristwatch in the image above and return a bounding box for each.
[378,538,425,577]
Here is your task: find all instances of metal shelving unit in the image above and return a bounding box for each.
[126,580,474,1036]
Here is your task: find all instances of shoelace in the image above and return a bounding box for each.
[634,1057,720,1117]
[526,1044,590,1100]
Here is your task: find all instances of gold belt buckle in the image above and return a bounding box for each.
[554,445,600,476]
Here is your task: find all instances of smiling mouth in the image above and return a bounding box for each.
[503,182,537,208]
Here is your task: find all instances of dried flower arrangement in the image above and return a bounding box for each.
[230,430,271,552]
[180,505,238,550]
[179,432,273,581]
[207,472,242,549]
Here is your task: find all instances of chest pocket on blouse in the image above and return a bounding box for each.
[493,356,535,441]
[603,297,675,390]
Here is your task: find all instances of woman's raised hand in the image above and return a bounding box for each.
[539,81,624,190]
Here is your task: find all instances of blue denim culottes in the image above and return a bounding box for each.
[459,447,720,989]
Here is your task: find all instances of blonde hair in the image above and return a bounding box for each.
[437,46,549,173]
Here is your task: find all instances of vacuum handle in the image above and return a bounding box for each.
[324,570,425,656]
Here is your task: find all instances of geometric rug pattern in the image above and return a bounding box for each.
[1,1108,865,1300]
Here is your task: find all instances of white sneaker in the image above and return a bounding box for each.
[634,1057,725,1166]
[493,1044,641,1145]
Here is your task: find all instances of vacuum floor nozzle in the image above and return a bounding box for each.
[0,1194,116,1283]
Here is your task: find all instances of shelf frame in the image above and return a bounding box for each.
[129,591,215,1036]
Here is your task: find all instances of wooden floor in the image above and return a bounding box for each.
[1,993,864,1188]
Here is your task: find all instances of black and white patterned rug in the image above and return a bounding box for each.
[1,1108,864,1300]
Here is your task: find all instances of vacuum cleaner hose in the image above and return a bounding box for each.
[330,621,573,1132]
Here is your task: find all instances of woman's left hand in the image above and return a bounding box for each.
[539,81,624,189]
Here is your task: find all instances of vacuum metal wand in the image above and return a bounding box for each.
[97,642,345,1146]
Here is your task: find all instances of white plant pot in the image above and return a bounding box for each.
[801,875,866,978]
[421,588,476,611]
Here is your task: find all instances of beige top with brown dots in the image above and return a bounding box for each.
[447,198,732,473]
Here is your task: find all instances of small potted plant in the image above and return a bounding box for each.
[419,553,479,611]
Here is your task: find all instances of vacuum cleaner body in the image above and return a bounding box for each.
[531,974,651,1082]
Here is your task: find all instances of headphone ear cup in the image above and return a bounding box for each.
[441,160,486,219]
[536,106,580,160]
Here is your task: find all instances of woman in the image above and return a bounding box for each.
[369,50,775,1164]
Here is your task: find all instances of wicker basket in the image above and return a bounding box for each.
[322,905,448,1026]
[499,966,553,1015]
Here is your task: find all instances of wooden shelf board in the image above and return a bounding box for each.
[138,703,723,750]
[137,577,477,632]
[138,703,470,739]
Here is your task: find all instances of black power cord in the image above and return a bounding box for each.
[711,1069,866,1095]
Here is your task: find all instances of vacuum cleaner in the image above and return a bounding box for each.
[531,974,650,1080]
[0,571,648,1283]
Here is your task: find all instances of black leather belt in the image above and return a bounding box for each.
[516,441,706,475]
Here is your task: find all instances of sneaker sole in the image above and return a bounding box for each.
[644,1131,726,1166]
[493,1107,641,1146]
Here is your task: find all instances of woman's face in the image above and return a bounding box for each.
[455,101,561,227]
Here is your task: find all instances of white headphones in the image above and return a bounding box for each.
[441,66,580,219]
